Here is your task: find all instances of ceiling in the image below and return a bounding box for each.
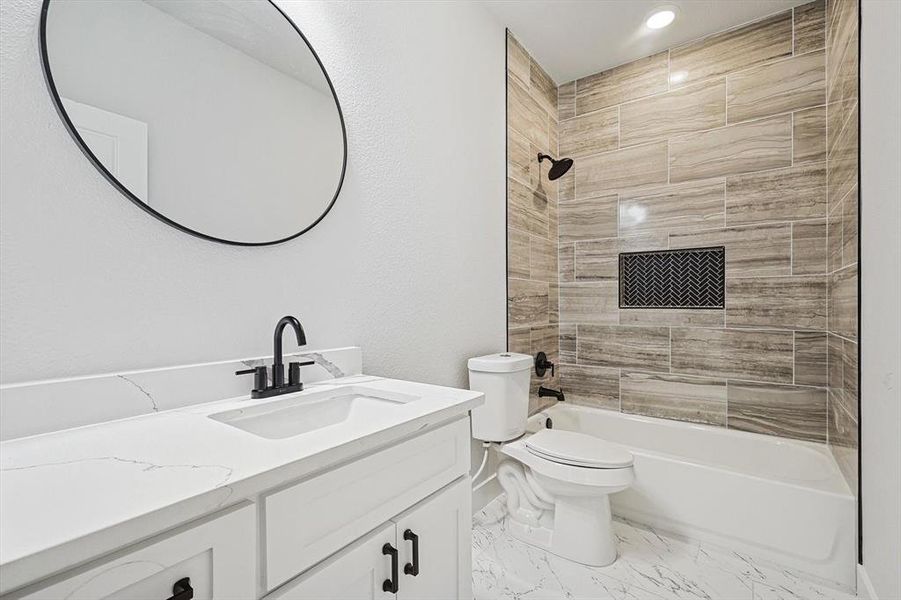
[480,0,811,84]
[144,0,330,93]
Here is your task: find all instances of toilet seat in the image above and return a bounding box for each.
[500,435,633,490]
[525,429,633,469]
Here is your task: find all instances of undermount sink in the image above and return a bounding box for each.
[209,385,418,439]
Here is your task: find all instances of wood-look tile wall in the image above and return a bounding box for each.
[552,2,857,447]
[506,32,560,414]
[825,0,859,495]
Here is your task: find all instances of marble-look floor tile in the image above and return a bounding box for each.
[473,497,856,600]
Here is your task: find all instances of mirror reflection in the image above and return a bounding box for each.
[43,0,346,245]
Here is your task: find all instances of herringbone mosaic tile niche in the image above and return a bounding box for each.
[619,247,725,309]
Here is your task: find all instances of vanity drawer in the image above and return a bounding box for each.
[9,503,256,600]
[263,417,470,591]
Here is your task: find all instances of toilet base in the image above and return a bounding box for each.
[505,494,618,567]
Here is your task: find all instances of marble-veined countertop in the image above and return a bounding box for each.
[0,375,482,594]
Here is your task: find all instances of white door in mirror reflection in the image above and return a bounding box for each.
[62,98,148,202]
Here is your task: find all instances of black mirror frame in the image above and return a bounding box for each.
[38,0,348,247]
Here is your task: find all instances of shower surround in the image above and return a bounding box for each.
[506,0,859,493]
[505,32,561,413]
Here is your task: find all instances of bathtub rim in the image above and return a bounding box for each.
[534,403,854,498]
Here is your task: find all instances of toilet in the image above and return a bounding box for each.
[468,352,634,566]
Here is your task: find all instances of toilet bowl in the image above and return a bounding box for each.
[467,352,633,566]
[496,428,634,566]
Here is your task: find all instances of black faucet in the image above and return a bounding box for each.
[538,386,565,402]
[235,315,314,399]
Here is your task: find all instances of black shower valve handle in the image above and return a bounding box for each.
[535,351,555,378]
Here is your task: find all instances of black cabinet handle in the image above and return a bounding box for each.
[167,577,193,600]
[382,543,399,593]
[403,529,420,576]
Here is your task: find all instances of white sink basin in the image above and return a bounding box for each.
[209,385,418,439]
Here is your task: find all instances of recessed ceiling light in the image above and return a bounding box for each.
[646,6,677,30]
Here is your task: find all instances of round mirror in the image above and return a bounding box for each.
[40,0,346,246]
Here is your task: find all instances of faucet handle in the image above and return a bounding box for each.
[288,360,314,386]
[235,366,268,392]
[535,351,555,378]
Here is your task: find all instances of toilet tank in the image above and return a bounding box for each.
[468,352,533,442]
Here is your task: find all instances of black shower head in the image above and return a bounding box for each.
[537,153,574,181]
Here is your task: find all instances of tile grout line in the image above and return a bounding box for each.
[792,7,796,56]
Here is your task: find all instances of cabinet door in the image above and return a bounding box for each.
[14,503,255,600]
[393,477,472,600]
[267,523,396,600]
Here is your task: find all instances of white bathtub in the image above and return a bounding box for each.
[532,404,857,591]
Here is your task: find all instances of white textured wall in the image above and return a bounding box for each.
[0,0,507,387]
[860,1,901,597]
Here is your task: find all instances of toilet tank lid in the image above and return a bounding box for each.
[468,352,533,373]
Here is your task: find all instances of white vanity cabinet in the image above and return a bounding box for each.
[11,503,256,600]
[3,416,476,600]
[267,477,471,600]
[262,417,471,591]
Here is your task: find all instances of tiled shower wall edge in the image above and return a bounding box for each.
[0,346,363,441]
[549,0,857,477]
[505,31,561,414]
[824,0,860,498]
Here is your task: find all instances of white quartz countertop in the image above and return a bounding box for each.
[0,375,483,593]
